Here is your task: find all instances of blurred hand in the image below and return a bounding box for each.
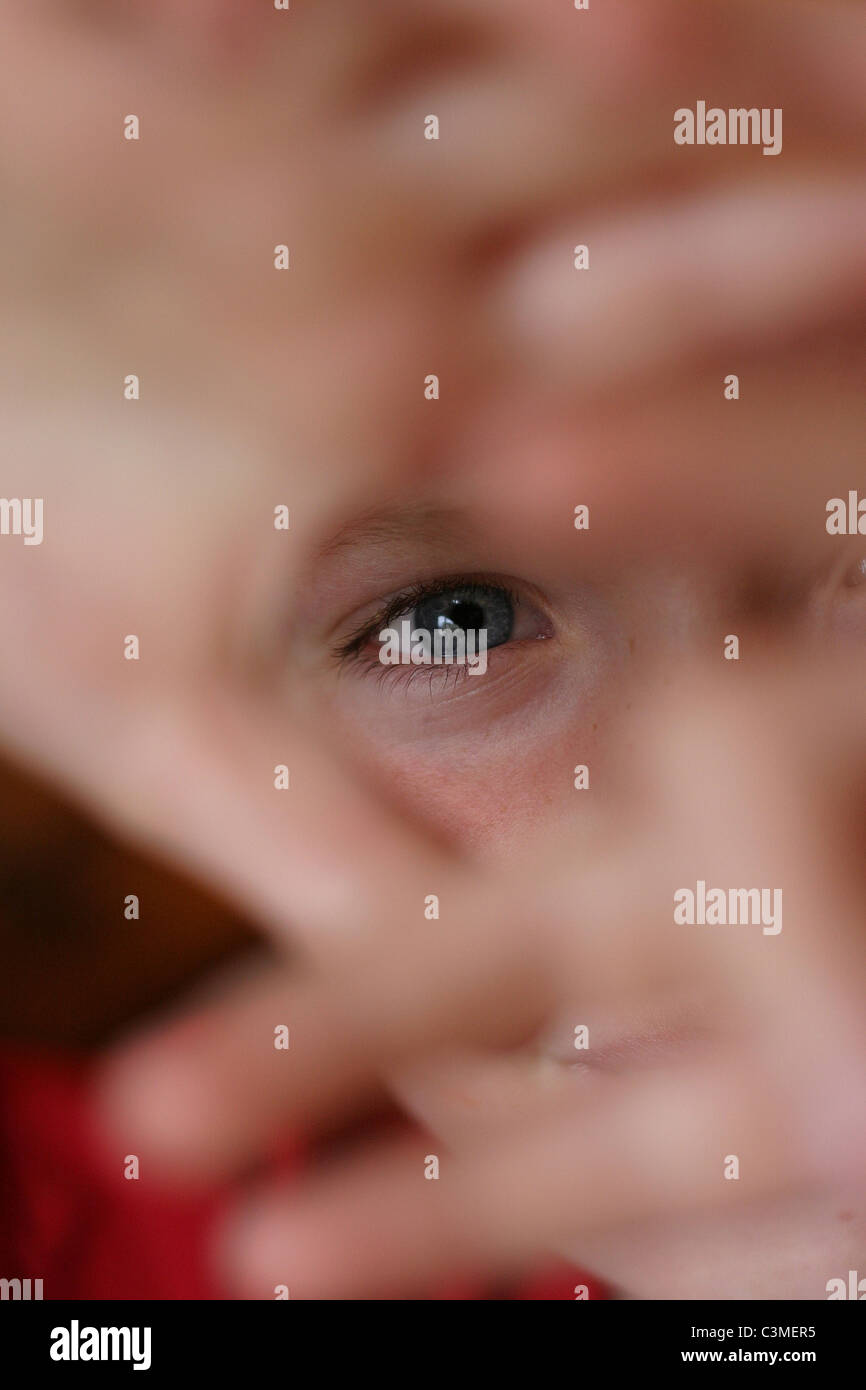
[94,654,866,1296]
[1,0,864,1299]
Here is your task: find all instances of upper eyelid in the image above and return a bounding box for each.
[332,584,425,663]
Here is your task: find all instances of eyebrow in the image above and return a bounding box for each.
[314,502,472,562]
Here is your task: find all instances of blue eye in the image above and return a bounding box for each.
[410,584,514,649]
[333,573,550,673]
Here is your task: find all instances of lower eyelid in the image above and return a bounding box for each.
[339,639,562,738]
[347,629,553,696]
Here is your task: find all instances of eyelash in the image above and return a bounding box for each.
[333,572,519,667]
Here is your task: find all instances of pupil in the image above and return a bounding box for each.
[413,586,513,648]
[435,599,483,631]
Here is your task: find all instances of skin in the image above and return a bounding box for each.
[0,0,865,1299]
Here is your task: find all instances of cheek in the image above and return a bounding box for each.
[323,645,624,857]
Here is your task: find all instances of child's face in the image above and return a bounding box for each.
[289,489,865,856]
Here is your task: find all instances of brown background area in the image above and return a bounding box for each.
[0,755,256,1049]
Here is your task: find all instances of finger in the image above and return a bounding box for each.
[491,179,866,395]
[351,0,866,245]
[95,882,554,1177]
[217,1052,831,1298]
